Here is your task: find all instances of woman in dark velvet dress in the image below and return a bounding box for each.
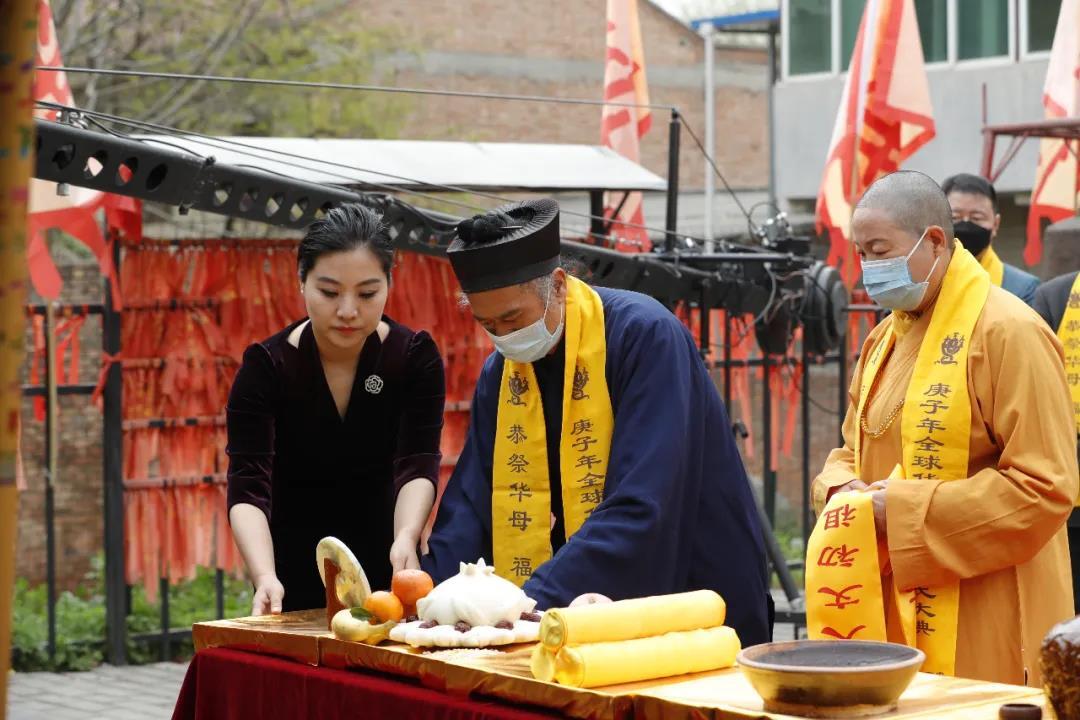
[226,204,445,614]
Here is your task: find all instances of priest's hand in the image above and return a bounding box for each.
[569,593,612,607]
[390,530,421,572]
[252,573,284,615]
[866,480,888,536]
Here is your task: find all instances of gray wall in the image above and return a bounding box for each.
[774,58,1051,202]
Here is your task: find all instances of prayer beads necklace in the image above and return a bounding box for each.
[860,397,905,439]
[859,342,905,439]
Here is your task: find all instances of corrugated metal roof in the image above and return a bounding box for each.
[133,136,668,193]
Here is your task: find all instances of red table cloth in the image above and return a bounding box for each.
[172,647,563,720]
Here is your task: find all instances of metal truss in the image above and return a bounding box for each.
[32,118,822,316]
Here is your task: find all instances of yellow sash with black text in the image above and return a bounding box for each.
[492,276,613,587]
[978,246,1004,287]
[1055,271,1080,506]
[807,241,989,676]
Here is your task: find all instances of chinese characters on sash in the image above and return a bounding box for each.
[568,364,605,517]
[912,383,950,481]
[806,492,887,643]
[493,366,553,586]
[1059,290,1080,431]
[897,380,953,641]
[1054,282,1080,502]
[504,418,535,580]
[912,586,937,639]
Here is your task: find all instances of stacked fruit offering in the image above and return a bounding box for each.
[316,537,435,645]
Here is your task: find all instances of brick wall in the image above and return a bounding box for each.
[358,0,770,191]
[18,258,105,589]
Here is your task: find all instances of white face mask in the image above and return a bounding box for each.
[486,285,564,363]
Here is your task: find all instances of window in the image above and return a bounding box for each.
[840,0,865,70]
[957,0,1009,60]
[915,0,949,62]
[1025,0,1062,53]
[782,0,1033,78]
[788,0,833,75]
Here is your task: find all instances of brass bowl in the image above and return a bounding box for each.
[737,640,925,718]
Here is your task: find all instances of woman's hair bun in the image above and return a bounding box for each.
[456,210,516,245]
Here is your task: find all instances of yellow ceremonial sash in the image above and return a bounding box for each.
[492,276,613,586]
[805,491,888,643]
[1055,271,1080,506]
[978,246,1005,287]
[807,241,989,676]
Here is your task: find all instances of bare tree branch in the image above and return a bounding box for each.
[48,0,403,138]
[143,0,266,125]
[53,0,80,42]
[260,0,351,29]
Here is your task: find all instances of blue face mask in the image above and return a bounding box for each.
[861,229,940,312]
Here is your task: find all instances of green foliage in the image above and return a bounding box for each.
[12,554,251,672]
[772,519,807,589]
[12,577,106,672]
[54,0,409,138]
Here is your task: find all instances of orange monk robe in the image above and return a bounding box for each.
[814,284,1077,687]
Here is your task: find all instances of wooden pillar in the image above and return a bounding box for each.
[0,0,37,716]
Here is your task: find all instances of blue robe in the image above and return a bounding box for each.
[422,287,772,647]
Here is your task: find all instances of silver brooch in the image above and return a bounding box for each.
[364,375,384,394]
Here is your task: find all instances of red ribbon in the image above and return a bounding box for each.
[92,351,123,408]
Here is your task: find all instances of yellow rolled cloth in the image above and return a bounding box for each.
[530,643,558,683]
[538,590,726,652]
[549,625,741,688]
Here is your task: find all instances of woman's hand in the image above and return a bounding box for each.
[390,530,420,573]
[252,573,284,615]
[392,479,435,573]
[230,504,282,615]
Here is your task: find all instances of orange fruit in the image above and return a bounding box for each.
[392,569,435,615]
[363,590,404,623]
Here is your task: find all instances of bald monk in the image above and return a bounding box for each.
[810,171,1076,686]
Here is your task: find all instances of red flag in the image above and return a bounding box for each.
[1025,0,1079,266]
[29,0,125,306]
[815,0,935,287]
[601,0,653,253]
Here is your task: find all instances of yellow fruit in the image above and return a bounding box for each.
[331,609,395,645]
[363,590,404,623]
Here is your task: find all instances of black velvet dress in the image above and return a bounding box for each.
[226,317,445,611]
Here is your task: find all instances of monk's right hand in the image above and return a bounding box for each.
[252,573,284,615]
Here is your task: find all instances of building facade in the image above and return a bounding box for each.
[358,0,772,237]
[775,0,1062,267]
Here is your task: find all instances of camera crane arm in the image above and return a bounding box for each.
[32,118,845,354]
